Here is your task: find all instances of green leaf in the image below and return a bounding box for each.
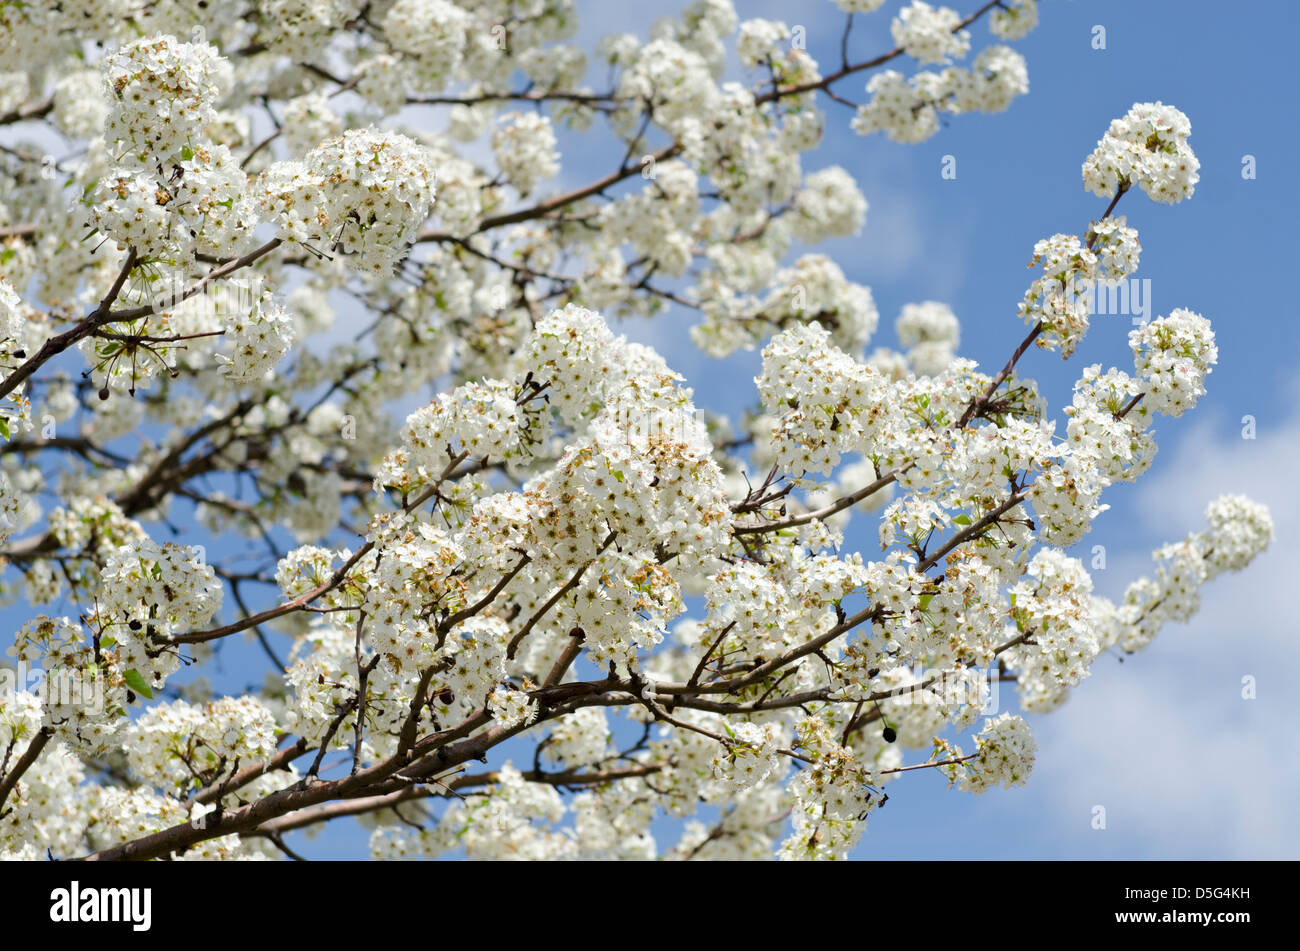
[181,145,194,161]
[611,469,624,482]
[953,514,971,526]
[123,668,153,700]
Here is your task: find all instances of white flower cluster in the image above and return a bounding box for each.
[1019,233,1093,355]
[258,128,437,274]
[261,0,363,60]
[955,713,1037,794]
[0,278,34,371]
[0,70,29,117]
[89,172,186,260]
[357,521,463,667]
[216,283,297,385]
[618,38,722,132]
[891,1,970,65]
[1018,217,1141,356]
[711,721,783,789]
[53,70,109,139]
[1083,101,1200,203]
[519,303,624,426]
[781,716,877,860]
[284,302,736,740]
[390,379,523,480]
[372,765,571,860]
[1129,308,1217,417]
[789,166,869,242]
[947,46,1030,114]
[1201,495,1274,577]
[89,37,259,265]
[103,35,232,164]
[8,616,127,752]
[47,498,146,556]
[1013,494,1271,710]
[0,691,96,858]
[1065,364,1156,483]
[123,696,278,793]
[92,540,223,693]
[1088,216,1142,281]
[706,549,868,661]
[1122,495,1272,652]
[492,112,561,197]
[1029,451,1110,548]
[1007,549,1099,688]
[598,160,700,277]
[564,552,686,666]
[433,617,513,713]
[281,627,362,746]
[852,46,1029,143]
[737,19,790,69]
[989,0,1038,40]
[274,545,345,600]
[383,0,471,90]
[81,785,268,860]
[896,300,959,375]
[543,707,611,768]
[689,253,880,359]
[92,147,261,261]
[280,92,343,156]
[488,687,539,730]
[756,323,880,476]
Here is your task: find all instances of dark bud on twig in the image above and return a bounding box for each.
[882,726,897,743]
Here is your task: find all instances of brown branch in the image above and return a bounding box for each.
[417,145,681,242]
[754,1,1003,105]
[0,99,53,126]
[0,249,137,402]
[0,727,53,813]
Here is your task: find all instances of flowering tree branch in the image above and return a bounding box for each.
[0,1,1273,863]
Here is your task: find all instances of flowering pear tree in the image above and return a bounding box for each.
[0,0,1272,861]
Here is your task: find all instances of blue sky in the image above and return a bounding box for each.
[6,0,1297,859]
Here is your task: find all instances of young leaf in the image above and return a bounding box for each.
[123,668,153,700]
